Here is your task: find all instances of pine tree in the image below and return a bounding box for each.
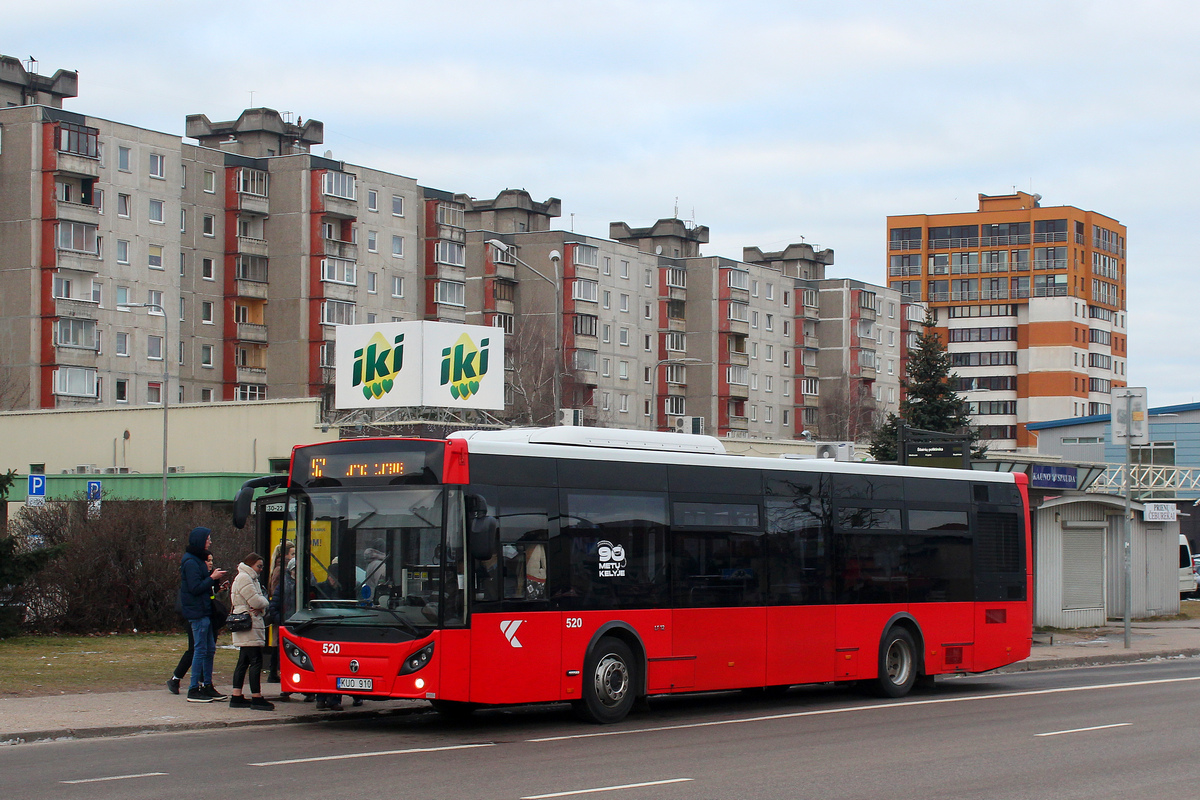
[869,313,982,461]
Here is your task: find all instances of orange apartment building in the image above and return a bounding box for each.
[887,192,1127,450]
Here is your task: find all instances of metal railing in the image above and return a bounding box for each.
[1088,464,1200,498]
[888,239,922,250]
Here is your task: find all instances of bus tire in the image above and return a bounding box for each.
[429,699,477,718]
[875,627,917,698]
[577,637,636,724]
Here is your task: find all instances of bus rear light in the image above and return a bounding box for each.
[399,642,435,675]
[945,647,963,666]
[284,640,314,671]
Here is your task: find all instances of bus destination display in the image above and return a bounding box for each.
[293,441,444,486]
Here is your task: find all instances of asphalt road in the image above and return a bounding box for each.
[5,660,1200,800]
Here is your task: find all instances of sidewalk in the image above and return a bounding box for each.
[2,620,1197,745]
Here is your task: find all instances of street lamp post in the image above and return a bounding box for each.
[652,357,704,432]
[119,302,169,514]
[486,240,562,423]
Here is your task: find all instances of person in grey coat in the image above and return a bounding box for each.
[227,552,273,710]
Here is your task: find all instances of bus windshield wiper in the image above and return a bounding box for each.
[291,613,364,633]
[369,605,422,636]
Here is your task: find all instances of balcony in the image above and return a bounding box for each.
[728,383,749,400]
[238,193,269,216]
[727,414,749,430]
[56,199,100,224]
[727,351,749,367]
[55,152,101,179]
[667,316,687,333]
[236,365,267,384]
[1034,231,1068,243]
[236,279,269,300]
[888,265,921,277]
[803,334,819,348]
[928,237,979,250]
[321,194,358,220]
[56,249,102,273]
[724,317,749,336]
[323,238,358,261]
[237,236,269,257]
[237,322,268,342]
[888,239,922,251]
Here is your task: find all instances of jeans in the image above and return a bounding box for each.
[189,616,215,690]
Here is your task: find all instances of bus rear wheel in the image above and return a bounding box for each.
[875,627,917,698]
[576,637,636,724]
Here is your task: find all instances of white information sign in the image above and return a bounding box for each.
[26,474,45,507]
[1112,387,1149,446]
[1143,502,1178,522]
[333,321,504,411]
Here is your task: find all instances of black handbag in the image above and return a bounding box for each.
[226,612,253,632]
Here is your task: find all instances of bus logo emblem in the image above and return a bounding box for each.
[349,659,360,673]
[597,540,626,578]
[500,619,524,648]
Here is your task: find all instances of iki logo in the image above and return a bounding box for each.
[353,331,404,400]
[441,333,490,401]
[500,619,524,648]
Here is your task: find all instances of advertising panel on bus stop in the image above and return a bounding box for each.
[333,321,504,411]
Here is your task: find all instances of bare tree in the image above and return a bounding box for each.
[817,377,883,442]
[0,365,31,411]
[503,315,557,427]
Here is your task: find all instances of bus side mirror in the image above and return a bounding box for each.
[470,517,498,561]
[232,475,289,529]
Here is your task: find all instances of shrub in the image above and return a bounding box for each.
[10,499,252,634]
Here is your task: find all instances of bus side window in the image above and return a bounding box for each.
[470,485,556,607]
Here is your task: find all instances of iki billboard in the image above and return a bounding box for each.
[334,321,504,411]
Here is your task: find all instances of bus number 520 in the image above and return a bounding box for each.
[565,617,583,629]
[322,643,341,654]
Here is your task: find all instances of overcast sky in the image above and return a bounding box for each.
[9,0,1199,409]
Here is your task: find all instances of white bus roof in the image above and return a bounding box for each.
[450,426,726,455]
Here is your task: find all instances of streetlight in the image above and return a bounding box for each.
[486,240,563,423]
[652,357,705,432]
[118,302,169,514]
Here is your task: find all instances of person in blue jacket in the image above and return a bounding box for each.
[179,527,229,703]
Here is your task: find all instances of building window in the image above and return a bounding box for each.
[57,318,98,350]
[574,350,598,371]
[644,334,652,352]
[116,239,130,265]
[115,332,129,356]
[436,203,465,228]
[52,275,72,299]
[57,221,99,254]
[115,379,128,403]
[575,314,598,336]
[321,258,357,285]
[203,170,216,192]
[619,361,629,380]
[665,332,685,352]
[236,168,268,196]
[435,240,464,266]
[321,300,356,325]
[367,190,378,212]
[392,195,404,216]
[620,294,629,313]
[728,269,749,290]
[573,279,599,302]
[603,257,611,276]
[493,313,513,333]
[392,276,404,298]
[202,214,215,236]
[149,199,164,224]
[201,345,214,367]
[236,384,268,401]
[367,271,378,294]
[200,301,214,324]
[665,396,685,416]
[619,328,629,346]
[390,234,405,258]
[322,171,357,200]
[55,367,98,398]
[727,302,749,322]
[727,366,749,386]
[436,280,465,307]
[574,245,599,267]
[117,193,131,218]
[148,335,163,361]
[367,231,377,252]
[149,153,165,179]
[117,146,131,172]
[602,291,611,310]
[148,244,164,269]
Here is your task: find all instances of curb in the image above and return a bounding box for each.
[0,703,429,746]
[994,648,1200,673]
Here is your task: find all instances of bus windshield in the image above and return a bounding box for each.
[291,486,465,633]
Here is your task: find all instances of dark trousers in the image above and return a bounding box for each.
[232,646,264,695]
[172,622,196,680]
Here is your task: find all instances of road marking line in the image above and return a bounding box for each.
[528,675,1200,742]
[60,772,168,784]
[250,742,494,766]
[521,778,694,799]
[1035,723,1132,737]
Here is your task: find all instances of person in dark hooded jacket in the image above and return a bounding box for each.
[179,527,228,702]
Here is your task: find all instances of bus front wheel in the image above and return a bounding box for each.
[875,627,917,698]
[576,637,636,724]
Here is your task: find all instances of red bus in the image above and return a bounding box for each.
[235,426,1031,724]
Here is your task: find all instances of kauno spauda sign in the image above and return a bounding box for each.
[333,321,504,410]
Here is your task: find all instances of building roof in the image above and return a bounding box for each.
[1026,402,1200,431]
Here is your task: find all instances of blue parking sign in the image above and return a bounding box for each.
[87,480,102,501]
[27,474,46,507]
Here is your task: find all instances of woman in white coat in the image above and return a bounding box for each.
[228,553,274,711]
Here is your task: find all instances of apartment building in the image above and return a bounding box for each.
[1,54,916,444]
[887,192,1127,450]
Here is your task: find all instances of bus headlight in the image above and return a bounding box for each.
[284,640,314,671]
[399,642,435,675]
